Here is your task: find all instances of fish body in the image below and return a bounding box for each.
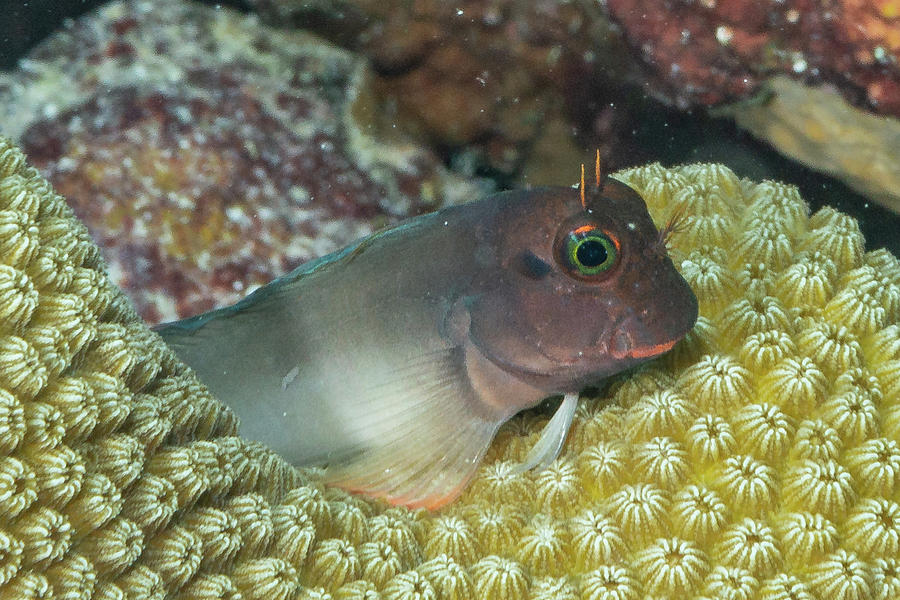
[157,178,698,508]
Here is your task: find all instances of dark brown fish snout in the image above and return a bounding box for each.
[606,265,698,361]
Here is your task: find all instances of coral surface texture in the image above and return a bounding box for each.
[0,135,899,599]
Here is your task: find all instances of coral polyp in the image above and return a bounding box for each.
[671,485,729,544]
[634,537,708,595]
[569,510,627,570]
[715,454,778,516]
[1,140,897,599]
[777,512,840,565]
[579,564,640,600]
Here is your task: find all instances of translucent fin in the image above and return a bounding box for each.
[319,348,505,510]
[510,392,579,474]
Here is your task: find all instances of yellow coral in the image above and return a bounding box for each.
[671,485,729,544]
[631,436,689,490]
[471,555,529,600]
[530,576,577,600]
[576,441,629,497]
[417,554,473,600]
[423,515,476,565]
[358,541,401,589]
[744,181,807,235]
[783,459,857,520]
[1,142,899,599]
[634,536,708,594]
[605,483,671,544]
[686,413,736,464]
[844,437,900,497]
[232,558,298,600]
[731,402,794,461]
[718,296,793,346]
[774,257,835,309]
[702,565,759,600]
[732,220,795,271]
[761,356,829,418]
[714,518,783,578]
[516,516,569,576]
[738,329,797,374]
[842,499,900,560]
[759,573,815,600]
[0,458,38,519]
[715,455,778,516]
[808,550,873,600]
[871,559,900,600]
[305,538,360,591]
[568,510,627,570]
[677,354,752,413]
[532,459,583,516]
[797,321,865,378]
[579,565,640,600]
[624,389,695,442]
[790,419,843,461]
[678,252,738,315]
[777,511,839,565]
[803,208,865,273]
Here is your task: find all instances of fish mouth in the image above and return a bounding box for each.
[472,332,679,391]
[469,314,689,392]
[603,296,696,362]
[609,335,679,360]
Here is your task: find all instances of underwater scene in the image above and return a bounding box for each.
[0,1,898,599]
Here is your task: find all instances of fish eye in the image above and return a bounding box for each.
[557,225,618,278]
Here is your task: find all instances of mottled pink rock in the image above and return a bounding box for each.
[606,0,900,117]
[0,0,488,323]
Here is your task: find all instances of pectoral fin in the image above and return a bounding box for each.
[321,348,504,510]
[510,392,579,474]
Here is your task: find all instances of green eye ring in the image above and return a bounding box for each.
[563,226,618,276]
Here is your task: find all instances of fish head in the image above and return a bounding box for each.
[467,177,698,397]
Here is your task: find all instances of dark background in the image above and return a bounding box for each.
[2,0,897,254]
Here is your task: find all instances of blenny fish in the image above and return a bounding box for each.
[156,162,698,509]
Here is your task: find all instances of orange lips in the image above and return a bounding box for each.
[626,336,679,359]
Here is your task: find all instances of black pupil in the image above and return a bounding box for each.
[576,238,608,267]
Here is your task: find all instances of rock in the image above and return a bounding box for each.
[725,76,900,215]
[605,0,900,117]
[247,0,637,177]
[0,0,488,323]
